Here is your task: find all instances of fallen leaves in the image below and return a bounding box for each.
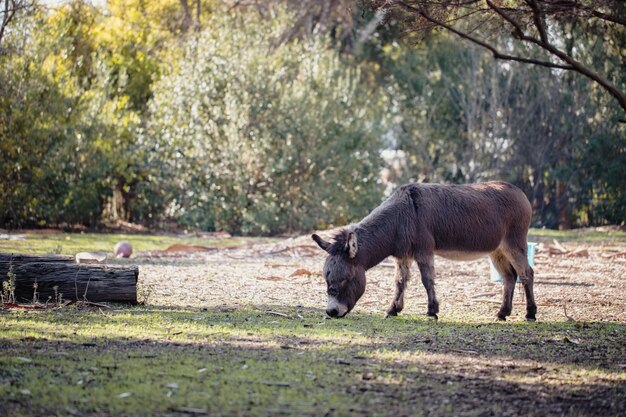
[255,267,316,282]
[289,268,315,277]
[164,244,218,253]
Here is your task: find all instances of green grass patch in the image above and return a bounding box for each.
[1,306,625,416]
[0,233,274,256]
[528,227,626,243]
[1,228,624,258]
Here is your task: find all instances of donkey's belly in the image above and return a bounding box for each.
[435,250,490,261]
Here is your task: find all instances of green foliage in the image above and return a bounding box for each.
[0,1,157,227]
[378,33,626,228]
[144,12,386,234]
[0,22,70,227]
[0,1,624,232]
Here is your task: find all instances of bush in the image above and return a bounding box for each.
[143,12,388,234]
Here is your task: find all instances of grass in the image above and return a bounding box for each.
[1,306,625,416]
[1,229,625,416]
[527,227,626,243]
[0,232,274,256]
[1,227,624,257]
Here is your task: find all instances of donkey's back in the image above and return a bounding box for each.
[403,181,532,256]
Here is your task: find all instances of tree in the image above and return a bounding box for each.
[145,11,389,234]
[0,0,37,49]
[370,0,626,119]
[377,31,625,229]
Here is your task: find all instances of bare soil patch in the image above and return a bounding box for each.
[134,235,626,323]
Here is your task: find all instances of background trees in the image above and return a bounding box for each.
[144,12,387,234]
[370,0,626,117]
[1,0,624,233]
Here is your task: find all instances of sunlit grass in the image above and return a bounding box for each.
[0,233,275,256]
[1,228,623,258]
[1,307,625,416]
[528,227,626,243]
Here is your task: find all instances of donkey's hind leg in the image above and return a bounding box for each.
[490,249,517,321]
[386,258,412,318]
[502,240,537,322]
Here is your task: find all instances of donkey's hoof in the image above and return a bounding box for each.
[526,316,537,322]
[427,314,438,321]
[385,311,398,319]
[497,315,507,321]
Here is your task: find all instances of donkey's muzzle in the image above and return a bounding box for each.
[326,296,348,318]
[326,307,348,318]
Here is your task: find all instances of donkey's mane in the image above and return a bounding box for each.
[328,229,350,256]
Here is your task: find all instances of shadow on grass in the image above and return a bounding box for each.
[1,305,625,416]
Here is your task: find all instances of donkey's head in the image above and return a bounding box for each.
[311,229,366,318]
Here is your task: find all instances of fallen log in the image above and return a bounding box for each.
[8,262,138,304]
[0,253,74,278]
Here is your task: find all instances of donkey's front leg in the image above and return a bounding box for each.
[417,257,439,320]
[385,258,412,318]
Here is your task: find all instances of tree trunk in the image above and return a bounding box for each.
[556,179,572,230]
[0,254,74,278]
[180,0,192,33]
[1,257,138,304]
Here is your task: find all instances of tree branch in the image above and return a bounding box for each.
[195,0,201,29]
[590,8,626,27]
[0,0,16,48]
[355,9,387,51]
[527,0,548,45]
[394,1,574,70]
[179,0,192,33]
[485,0,626,116]
[382,0,626,117]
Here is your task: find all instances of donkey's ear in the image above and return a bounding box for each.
[346,232,358,258]
[311,234,331,252]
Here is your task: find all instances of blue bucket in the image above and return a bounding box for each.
[489,242,537,283]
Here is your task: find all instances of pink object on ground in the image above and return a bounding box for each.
[114,241,133,258]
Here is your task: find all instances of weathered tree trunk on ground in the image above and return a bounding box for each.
[0,254,74,277]
[0,254,138,304]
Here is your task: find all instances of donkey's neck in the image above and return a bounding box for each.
[354,217,397,270]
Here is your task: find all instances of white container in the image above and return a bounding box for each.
[489,242,537,283]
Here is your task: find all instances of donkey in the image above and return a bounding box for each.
[312,181,536,321]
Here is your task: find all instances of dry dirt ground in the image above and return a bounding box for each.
[133,234,626,323]
[130,234,626,416]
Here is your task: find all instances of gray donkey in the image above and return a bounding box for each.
[312,181,536,321]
